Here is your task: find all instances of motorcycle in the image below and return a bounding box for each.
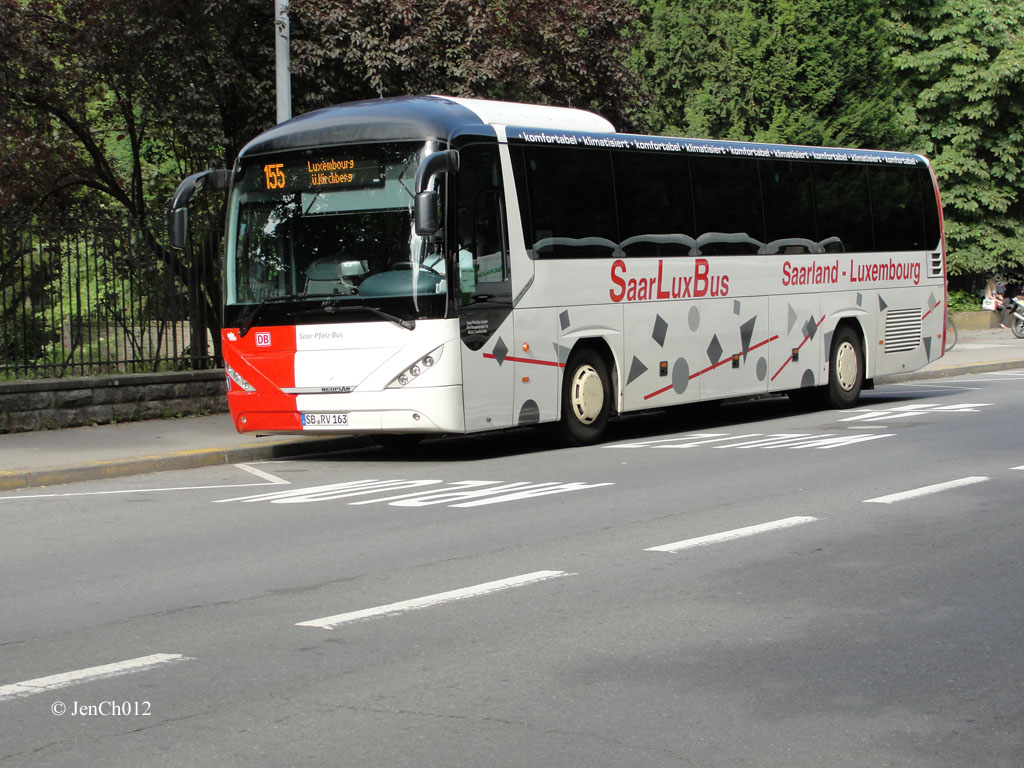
[1006,295,1024,339]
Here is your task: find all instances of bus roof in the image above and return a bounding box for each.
[237,95,926,169]
[238,95,616,158]
[505,127,928,168]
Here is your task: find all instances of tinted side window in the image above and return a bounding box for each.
[813,163,872,253]
[920,166,941,251]
[690,156,765,255]
[760,159,817,253]
[869,166,926,251]
[521,145,617,258]
[454,143,510,304]
[614,152,696,257]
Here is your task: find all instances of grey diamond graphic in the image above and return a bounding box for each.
[492,337,509,366]
[879,295,888,312]
[706,334,723,365]
[652,315,668,347]
[559,310,571,331]
[788,304,798,334]
[803,315,818,340]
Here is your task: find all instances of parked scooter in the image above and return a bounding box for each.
[1006,295,1024,339]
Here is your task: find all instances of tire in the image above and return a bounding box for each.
[558,349,611,446]
[826,325,864,408]
[1012,316,1024,339]
[945,314,958,350]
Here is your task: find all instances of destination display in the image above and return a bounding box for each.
[261,155,385,192]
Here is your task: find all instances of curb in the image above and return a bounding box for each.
[875,358,1024,384]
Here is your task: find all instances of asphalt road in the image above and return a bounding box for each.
[2,371,1023,767]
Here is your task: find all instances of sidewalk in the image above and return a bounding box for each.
[2,327,1022,491]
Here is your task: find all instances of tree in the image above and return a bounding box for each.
[631,0,906,148]
[888,0,1024,279]
[0,0,281,365]
[288,0,644,130]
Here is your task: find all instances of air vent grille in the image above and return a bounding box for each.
[884,308,922,353]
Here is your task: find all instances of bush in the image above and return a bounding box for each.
[947,289,981,313]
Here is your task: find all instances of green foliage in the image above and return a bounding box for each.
[888,0,1024,278]
[288,0,643,128]
[631,0,907,147]
[947,289,981,312]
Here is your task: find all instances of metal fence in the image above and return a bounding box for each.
[0,215,221,380]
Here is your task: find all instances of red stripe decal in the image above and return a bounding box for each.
[643,333,780,400]
[771,315,825,382]
[483,353,565,368]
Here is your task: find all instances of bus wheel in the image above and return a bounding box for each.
[559,350,611,446]
[827,325,863,408]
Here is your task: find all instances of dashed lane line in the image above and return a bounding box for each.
[645,516,819,553]
[0,653,192,702]
[863,476,989,505]
[296,570,574,629]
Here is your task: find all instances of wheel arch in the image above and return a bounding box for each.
[830,314,872,386]
[561,336,620,418]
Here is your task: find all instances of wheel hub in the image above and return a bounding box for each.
[835,341,858,391]
[570,364,604,424]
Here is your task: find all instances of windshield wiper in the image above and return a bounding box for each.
[237,294,416,336]
[300,301,416,330]
[236,293,307,338]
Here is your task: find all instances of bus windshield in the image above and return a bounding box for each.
[224,141,447,329]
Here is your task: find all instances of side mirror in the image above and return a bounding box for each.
[167,169,233,250]
[414,190,439,236]
[169,207,190,250]
[413,149,459,236]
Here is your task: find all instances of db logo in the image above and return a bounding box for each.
[254,331,272,347]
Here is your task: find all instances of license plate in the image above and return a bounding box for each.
[301,412,349,427]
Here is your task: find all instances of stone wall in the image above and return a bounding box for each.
[0,370,228,433]
[954,310,999,330]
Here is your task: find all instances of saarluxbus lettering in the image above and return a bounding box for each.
[609,258,729,303]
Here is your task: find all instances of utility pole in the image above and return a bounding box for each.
[275,0,292,123]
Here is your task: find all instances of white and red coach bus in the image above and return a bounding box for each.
[169,95,947,446]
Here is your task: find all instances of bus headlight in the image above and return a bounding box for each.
[225,363,256,392]
[387,346,442,388]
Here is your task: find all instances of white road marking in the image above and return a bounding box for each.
[296,570,573,629]
[864,476,989,504]
[233,463,290,484]
[219,478,445,504]
[613,433,732,449]
[611,432,892,451]
[0,464,289,502]
[891,382,982,391]
[841,403,991,422]
[645,516,818,553]
[219,479,614,507]
[0,482,276,501]
[0,653,191,701]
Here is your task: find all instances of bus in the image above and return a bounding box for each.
[168,95,947,446]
